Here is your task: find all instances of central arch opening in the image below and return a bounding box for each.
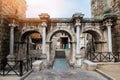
[51,31,70,70]
[48,29,74,70]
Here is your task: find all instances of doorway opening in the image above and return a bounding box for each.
[60,37,69,49]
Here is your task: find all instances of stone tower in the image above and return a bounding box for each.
[91,0,120,52]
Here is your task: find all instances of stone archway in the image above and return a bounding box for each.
[46,27,76,65]
[21,30,41,41]
[20,30,42,60]
[83,27,103,41]
[83,27,105,52]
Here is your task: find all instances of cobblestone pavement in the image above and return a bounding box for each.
[25,69,108,80]
[0,76,20,80]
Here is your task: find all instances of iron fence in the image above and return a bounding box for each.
[0,58,32,76]
[86,52,120,62]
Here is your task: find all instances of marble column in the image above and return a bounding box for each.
[42,26,46,54]
[10,27,14,56]
[72,42,76,64]
[105,19,113,52]
[69,41,76,66]
[76,25,80,54]
[7,20,16,60]
[46,41,51,63]
[75,19,82,68]
[107,25,112,52]
[41,22,47,59]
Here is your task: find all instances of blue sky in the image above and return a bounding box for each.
[26,0,91,18]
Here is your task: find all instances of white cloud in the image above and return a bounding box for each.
[26,0,91,18]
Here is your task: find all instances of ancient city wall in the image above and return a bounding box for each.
[0,0,27,59]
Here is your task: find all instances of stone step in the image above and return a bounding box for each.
[55,49,66,58]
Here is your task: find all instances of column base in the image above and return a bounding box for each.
[69,60,75,68]
[7,54,15,60]
[74,54,83,68]
[40,54,47,59]
[7,54,15,66]
[40,54,49,69]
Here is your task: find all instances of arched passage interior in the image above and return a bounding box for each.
[46,28,76,66]
[84,29,104,53]
[20,30,42,60]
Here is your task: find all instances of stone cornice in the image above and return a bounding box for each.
[19,18,41,23]
[82,18,102,23]
[102,13,117,21]
[51,18,71,23]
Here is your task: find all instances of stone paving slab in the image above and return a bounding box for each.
[25,69,108,80]
[98,64,120,80]
[0,76,21,80]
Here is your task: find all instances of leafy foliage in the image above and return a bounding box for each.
[102,8,112,15]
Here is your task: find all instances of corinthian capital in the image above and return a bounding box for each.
[9,19,16,27]
[72,13,84,27]
[105,19,113,27]
[41,22,47,27]
[75,18,81,26]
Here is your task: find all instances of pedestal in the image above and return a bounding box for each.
[40,54,49,69]
[74,55,83,68]
[7,54,15,66]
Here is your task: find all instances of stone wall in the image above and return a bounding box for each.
[91,0,120,18]
[0,0,26,18]
[91,0,120,52]
[0,0,2,13]
[0,0,26,60]
[91,0,107,18]
[112,0,120,52]
[0,17,10,59]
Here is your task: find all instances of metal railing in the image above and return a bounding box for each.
[86,52,120,62]
[0,58,32,76]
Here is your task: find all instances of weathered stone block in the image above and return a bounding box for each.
[32,60,43,72]
[83,60,97,71]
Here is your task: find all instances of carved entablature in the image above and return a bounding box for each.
[19,18,43,34]
[7,15,19,28]
[72,13,84,26]
[100,13,117,30]
[20,18,41,28]
[82,18,102,30]
[39,13,50,27]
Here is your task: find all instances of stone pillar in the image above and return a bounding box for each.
[46,41,51,64]
[46,42,50,61]
[76,25,80,54]
[42,26,46,54]
[107,26,112,52]
[75,25,83,67]
[106,19,112,52]
[41,22,47,59]
[71,42,76,64]
[72,13,84,68]
[39,13,50,68]
[7,20,16,61]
